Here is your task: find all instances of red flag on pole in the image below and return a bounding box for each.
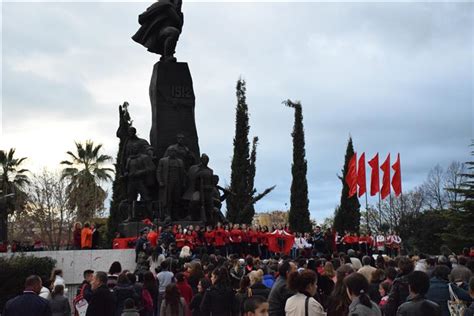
[368,153,380,196]
[345,153,357,198]
[358,153,366,197]
[392,153,402,197]
[380,154,391,200]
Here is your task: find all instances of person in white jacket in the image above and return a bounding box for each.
[285,269,326,316]
[50,269,68,296]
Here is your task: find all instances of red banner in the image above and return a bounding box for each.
[357,153,366,197]
[346,153,358,198]
[368,153,380,196]
[392,153,402,197]
[380,154,391,199]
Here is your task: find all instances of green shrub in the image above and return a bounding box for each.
[0,255,56,310]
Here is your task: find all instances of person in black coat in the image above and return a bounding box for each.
[2,275,52,316]
[113,273,138,316]
[396,271,441,316]
[200,267,237,316]
[189,278,211,316]
[86,271,117,316]
[268,260,297,316]
[384,257,414,316]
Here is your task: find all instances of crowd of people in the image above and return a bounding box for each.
[128,222,403,260]
[2,222,474,316]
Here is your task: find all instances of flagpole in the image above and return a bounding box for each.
[378,190,382,230]
[389,193,393,232]
[365,193,369,232]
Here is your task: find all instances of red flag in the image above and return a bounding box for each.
[346,153,357,198]
[368,153,380,196]
[357,153,366,197]
[380,154,391,199]
[392,153,402,197]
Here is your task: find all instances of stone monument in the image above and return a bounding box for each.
[116,0,224,235]
[132,0,200,161]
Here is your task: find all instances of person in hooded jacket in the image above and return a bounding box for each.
[113,273,138,316]
[397,271,441,316]
[383,257,414,316]
[200,266,237,316]
[426,265,472,316]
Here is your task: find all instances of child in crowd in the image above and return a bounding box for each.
[121,298,139,316]
[243,295,269,316]
[378,281,390,309]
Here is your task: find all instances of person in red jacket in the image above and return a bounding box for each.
[214,223,226,256]
[73,222,82,250]
[341,231,350,252]
[367,231,375,256]
[175,228,185,249]
[248,226,259,257]
[224,224,231,256]
[175,272,193,305]
[147,226,159,248]
[241,226,250,256]
[358,233,368,255]
[350,232,359,251]
[259,226,270,259]
[184,229,195,250]
[230,224,243,256]
[204,225,215,254]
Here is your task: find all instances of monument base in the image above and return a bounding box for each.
[118,221,148,238]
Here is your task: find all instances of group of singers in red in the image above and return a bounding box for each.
[336,231,403,256]
[142,222,402,258]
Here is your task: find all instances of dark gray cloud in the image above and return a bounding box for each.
[2,2,472,222]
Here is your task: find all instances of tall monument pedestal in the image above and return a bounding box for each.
[149,62,200,159]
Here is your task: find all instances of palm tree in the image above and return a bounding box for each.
[0,148,29,241]
[61,140,114,222]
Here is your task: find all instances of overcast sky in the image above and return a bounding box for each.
[1,1,472,222]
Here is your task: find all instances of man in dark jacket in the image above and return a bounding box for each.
[384,256,414,316]
[76,269,94,302]
[397,271,441,316]
[2,275,52,316]
[426,265,472,316]
[86,271,116,316]
[268,260,297,316]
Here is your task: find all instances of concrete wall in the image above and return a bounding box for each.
[0,249,136,284]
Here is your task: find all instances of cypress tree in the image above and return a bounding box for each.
[226,79,251,223]
[334,137,361,233]
[107,102,132,242]
[443,142,474,251]
[237,137,259,224]
[284,100,312,232]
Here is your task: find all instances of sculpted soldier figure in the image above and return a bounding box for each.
[124,145,156,203]
[121,127,150,173]
[183,154,214,222]
[157,147,185,222]
[164,133,196,170]
[132,0,184,62]
[121,127,157,221]
[211,175,231,224]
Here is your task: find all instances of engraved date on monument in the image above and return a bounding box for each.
[171,86,192,98]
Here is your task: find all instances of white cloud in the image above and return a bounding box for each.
[2,2,472,222]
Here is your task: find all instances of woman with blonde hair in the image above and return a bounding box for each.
[322,261,337,283]
[248,269,271,298]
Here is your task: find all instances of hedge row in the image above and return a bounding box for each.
[0,255,56,311]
